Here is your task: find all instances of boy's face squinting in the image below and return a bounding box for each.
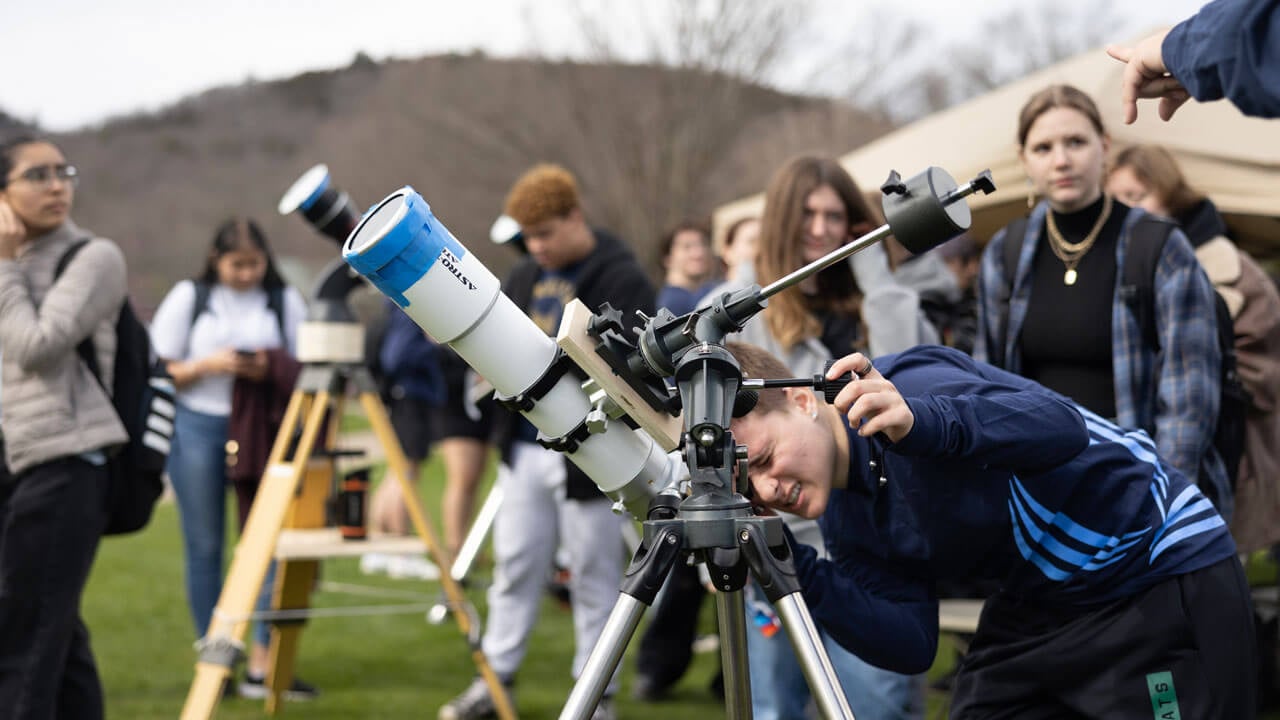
[731,392,836,519]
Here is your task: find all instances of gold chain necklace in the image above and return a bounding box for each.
[1045,194,1113,286]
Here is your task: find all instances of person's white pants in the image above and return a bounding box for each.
[482,441,626,693]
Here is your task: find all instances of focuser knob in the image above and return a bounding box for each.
[588,303,627,337]
[816,360,853,404]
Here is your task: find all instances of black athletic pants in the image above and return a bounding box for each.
[0,455,108,720]
[635,559,707,691]
[950,556,1256,719]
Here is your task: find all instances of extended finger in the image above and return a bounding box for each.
[1105,44,1133,63]
[0,203,20,241]
[1158,91,1190,121]
[1136,75,1186,100]
[1120,61,1147,124]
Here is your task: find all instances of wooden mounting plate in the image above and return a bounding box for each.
[556,299,683,451]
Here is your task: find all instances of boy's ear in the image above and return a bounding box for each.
[785,386,817,416]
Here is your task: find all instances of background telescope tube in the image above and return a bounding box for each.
[277,164,361,245]
[343,188,672,515]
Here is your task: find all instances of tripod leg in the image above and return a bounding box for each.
[738,521,855,720]
[264,559,318,715]
[559,523,685,720]
[560,592,647,720]
[181,390,328,720]
[451,473,504,582]
[714,590,754,720]
[428,478,504,625]
[774,596,856,719]
[358,391,517,720]
[262,453,333,713]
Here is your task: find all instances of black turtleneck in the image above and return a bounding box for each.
[1018,194,1131,419]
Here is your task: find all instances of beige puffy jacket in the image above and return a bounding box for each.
[0,220,128,474]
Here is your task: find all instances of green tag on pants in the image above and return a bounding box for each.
[1146,671,1181,720]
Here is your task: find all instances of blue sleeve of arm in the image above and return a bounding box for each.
[379,310,439,378]
[1163,0,1280,118]
[888,348,1089,471]
[787,525,938,674]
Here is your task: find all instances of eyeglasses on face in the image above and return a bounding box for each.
[8,163,80,189]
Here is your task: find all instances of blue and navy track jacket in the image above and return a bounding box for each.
[790,345,1236,675]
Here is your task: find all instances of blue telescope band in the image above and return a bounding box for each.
[343,188,469,307]
[297,169,329,211]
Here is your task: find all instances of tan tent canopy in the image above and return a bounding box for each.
[715,41,1280,266]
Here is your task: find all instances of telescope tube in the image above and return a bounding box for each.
[343,188,673,517]
[278,164,361,246]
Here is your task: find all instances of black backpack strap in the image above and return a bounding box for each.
[54,239,102,380]
[183,280,213,360]
[996,217,1028,365]
[190,280,212,327]
[1120,216,1176,350]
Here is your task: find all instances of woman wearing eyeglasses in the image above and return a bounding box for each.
[0,135,126,719]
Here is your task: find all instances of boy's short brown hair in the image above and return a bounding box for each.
[726,341,794,415]
[503,163,580,227]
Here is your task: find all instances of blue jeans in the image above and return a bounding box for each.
[169,404,275,648]
[745,586,925,720]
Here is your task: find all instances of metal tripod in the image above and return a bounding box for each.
[563,488,855,720]
[558,333,857,720]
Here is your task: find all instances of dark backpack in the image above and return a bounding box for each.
[998,216,1248,491]
[56,240,175,536]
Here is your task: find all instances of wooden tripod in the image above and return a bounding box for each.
[179,363,516,719]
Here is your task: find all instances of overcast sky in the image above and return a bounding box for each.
[1,0,1210,131]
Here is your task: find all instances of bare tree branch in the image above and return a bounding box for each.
[515,0,820,267]
[831,0,1140,122]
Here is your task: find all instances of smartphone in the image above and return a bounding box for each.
[235,349,255,358]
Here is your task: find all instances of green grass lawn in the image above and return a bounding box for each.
[83,450,1280,719]
[84,454,735,719]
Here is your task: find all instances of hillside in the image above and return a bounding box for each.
[18,53,890,315]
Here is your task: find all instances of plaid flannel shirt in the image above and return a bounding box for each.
[973,202,1229,520]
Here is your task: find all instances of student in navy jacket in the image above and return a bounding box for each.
[1108,0,1280,122]
[727,341,1254,719]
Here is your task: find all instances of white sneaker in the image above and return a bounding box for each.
[386,554,441,580]
[360,552,393,576]
[439,677,508,720]
[692,633,721,654]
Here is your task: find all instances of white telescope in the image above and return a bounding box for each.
[342,187,675,517]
